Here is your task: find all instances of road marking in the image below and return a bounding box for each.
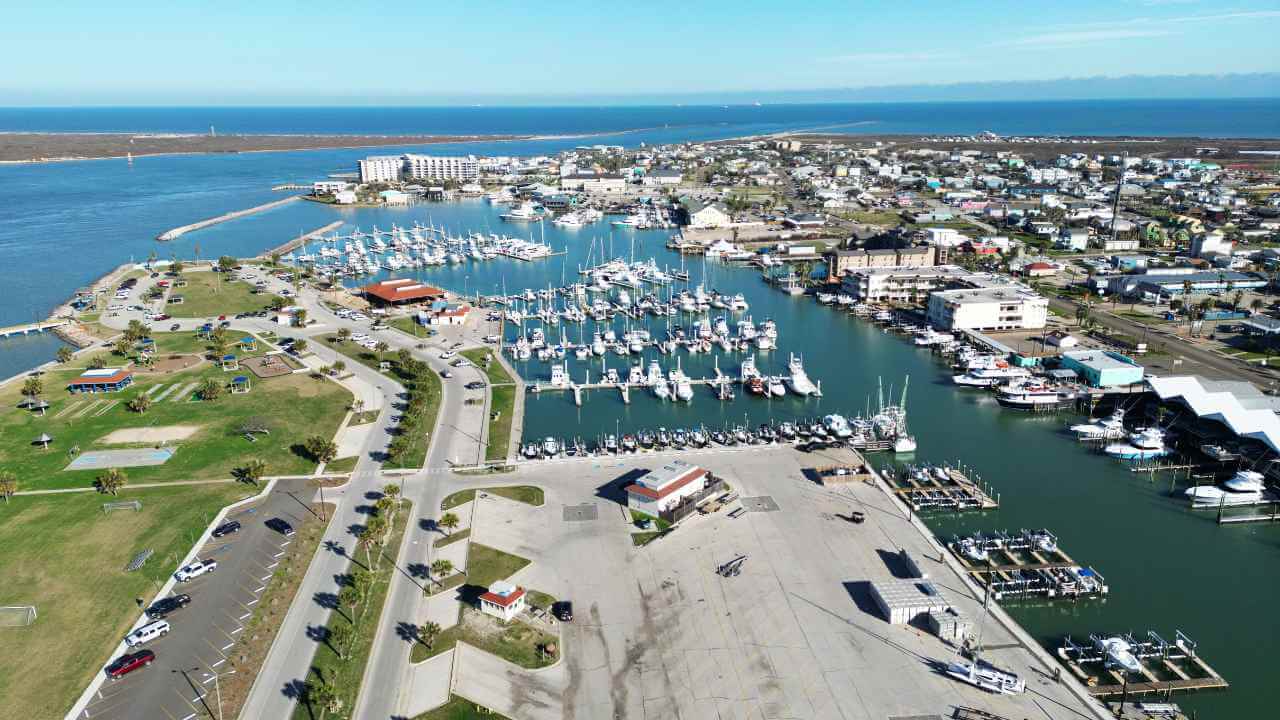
[212,658,226,667]
[254,585,266,593]
[203,676,215,685]
[272,551,284,558]
[266,561,279,569]
[190,693,206,703]
[247,598,259,606]
[239,612,251,620]
[260,574,272,581]
[281,540,292,547]
[231,627,244,635]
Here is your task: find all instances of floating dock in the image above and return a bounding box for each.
[948,529,1108,601]
[884,463,999,512]
[1057,630,1227,698]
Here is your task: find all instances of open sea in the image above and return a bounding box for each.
[0,100,1277,716]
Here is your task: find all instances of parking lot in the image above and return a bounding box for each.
[80,479,317,720]
[445,447,1100,720]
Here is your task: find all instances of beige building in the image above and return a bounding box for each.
[825,246,938,283]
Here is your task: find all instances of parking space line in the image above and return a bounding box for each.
[281,540,292,547]
[266,561,279,569]
[231,627,244,634]
[240,612,251,620]
[179,714,195,720]
[220,643,233,652]
[260,573,272,581]
[272,551,285,558]
[247,598,260,606]
[254,585,266,593]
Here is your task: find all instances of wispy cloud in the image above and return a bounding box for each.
[820,51,950,64]
[996,28,1176,48]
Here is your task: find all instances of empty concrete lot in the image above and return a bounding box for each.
[446,448,1101,720]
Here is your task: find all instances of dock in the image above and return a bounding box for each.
[884,462,999,512]
[1057,630,1228,698]
[156,195,301,241]
[0,320,67,339]
[948,529,1108,601]
[260,220,345,259]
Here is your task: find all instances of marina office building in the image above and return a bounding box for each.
[926,286,1048,331]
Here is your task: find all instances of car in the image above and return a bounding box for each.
[155,314,170,321]
[105,650,155,679]
[440,350,456,359]
[450,358,467,367]
[146,593,191,619]
[266,517,295,537]
[483,334,500,343]
[124,620,170,647]
[212,519,241,537]
[552,601,573,622]
[219,321,230,328]
[635,517,652,530]
[150,272,159,279]
[217,315,226,321]
[440,369,453,378]
[465,381,485,390]
[173,559,217,582]
[170,323,181,331]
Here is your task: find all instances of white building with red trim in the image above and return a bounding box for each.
[625,459,709,518]
[478,581,526,622]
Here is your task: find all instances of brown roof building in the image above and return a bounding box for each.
[362,279,446,306]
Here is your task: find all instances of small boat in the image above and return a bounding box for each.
[656,428,672,447]
[621,434,638,453]
[1096,637,1142,674]
[945,660,1026,695]
[1105,427,1170,460]
[710,430,728,445]
[638,431,655,449]
[604,434,619,453]
[768,376,786,397]
[778,422,797,439]
[522,443,540,459]
[690,429,708,447]
[672,429,688,448]
[541,437,560,457]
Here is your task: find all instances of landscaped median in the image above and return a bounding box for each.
[460,349,517,462]
[441,485,543,510]
[291,497,411,720]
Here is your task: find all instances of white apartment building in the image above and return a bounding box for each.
[841,265,969,303]
[927,286,1048,331]
[403,154,479,181]
[358,156,402,184]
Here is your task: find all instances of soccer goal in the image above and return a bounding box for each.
[103,500,142,514]
[0,606,37,627]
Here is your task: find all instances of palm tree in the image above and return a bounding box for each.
[292,338,309,356]
[430,559,454,583]
[374,341,390,360]
[357,524,380,568]
[336,327,352,343]
[332,360,346,375]
[125,320,148,343]
[305,679,341,720]
[438,512,460,536]
[305,436,338,464]
[293,308,308,327]
[127,394,152,414]
[197,378,223,401]
[328,621,354,660]
[56,346,73,363]
[419,620,441,649]
[0,471,17,503]
[95,468,127,495]
[1251,298,1264,314]
[241,458,267,485]
[338,585,362,621]
[170,258,184,276]
[113,338,132,356]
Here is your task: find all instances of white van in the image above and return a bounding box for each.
[125,619,170,647]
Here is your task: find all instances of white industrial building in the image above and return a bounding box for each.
[870,579,951,625]
[927,286,1048,331]
[358,156,403,184]
[625,459,710,518]
[403,154,480,181]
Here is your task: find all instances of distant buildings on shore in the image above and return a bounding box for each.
[358,154,479,183]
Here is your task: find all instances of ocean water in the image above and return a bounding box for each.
[2,99,1279,138]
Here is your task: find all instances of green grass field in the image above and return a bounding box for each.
[459,349,512,386]
[0,354,350,491]
[441,486,543,511]
[166,270,276,319]
[0,484,255,720]
[458,350,516,462]
[413,695,510,720]
[388,315,435,339]
[293,501,410,720]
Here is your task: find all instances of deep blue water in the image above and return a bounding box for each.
[3,99,1279,138]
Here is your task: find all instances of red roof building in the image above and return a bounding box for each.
[361,279,446,306]
[478,581,526,621]
[625,459,710,517]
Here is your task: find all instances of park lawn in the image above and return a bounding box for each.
[165,270,276,319]
[441,486,543,511]
[0,483,255,720]
[292,501,410,720]
[433,527,470,549]
[0,362,350,491]
[459,349,512,386]
[413,695,510,720]
[388,315,435,339]
[466,543,530,588]
[324,456,359,473]
[844,210,904,226]
[486,385,515,462]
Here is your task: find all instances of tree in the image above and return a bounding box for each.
[1232,290,1244,312]
[239,458,267,485]
[438,512,460,536]
[268,295,288,312]
[420,620,441,649]
[336,327,352,343]
[305,679,342,720]
[365,515,389,553]
[305,435,338,464]
[356,525,379,568]
[351,568,374,602]
[124,320,148,343]
[1251,298,1264,314]
[127,394,152,414]
[56,346,73,363]
[293,308,308,327]
[87,355,107,370]
[374,496,396,521]
[332,359,346,375]
[374,341,390,360]
[338,585,362,621]
[396,348,411,366]
[270,252,282,267]
[351,398,364,414]
[382,483,401,502]
[197,377,224,401]
[217,255,236,273]
[209,328,229,359]
[170,258,184,276]
[95,467,127,495]
[0,471,17,503]
[430,559,454,582]
[328,621,354,660]
[113,338,133,356]
[291,338,309,355]
[20,376,43,401]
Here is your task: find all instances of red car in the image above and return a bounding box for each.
[106,649,155,680]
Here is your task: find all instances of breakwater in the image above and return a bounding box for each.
[155,195,301,241]
[260,220,344,258]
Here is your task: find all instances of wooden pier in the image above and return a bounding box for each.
[1057,630,1228,698]
[885,464,999,512]
[0,320,67,339]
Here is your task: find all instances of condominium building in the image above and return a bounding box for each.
[358,156,403,184]
[926,287,1048,331]
[841,265,967,303]
[403,154,480,181]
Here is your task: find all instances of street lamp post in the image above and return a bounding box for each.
[194,665,225,720]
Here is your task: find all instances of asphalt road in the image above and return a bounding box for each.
[81,477,315,720]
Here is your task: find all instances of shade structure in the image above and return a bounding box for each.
[35,433,52,449]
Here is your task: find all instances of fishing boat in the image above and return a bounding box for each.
[945,660,1026,695]
[1069,409,1127,439]
[786,354,818,396]
[767,376,786,397]
[501,201,544,222]
[1105,427,1171,460]
[1185,470,1268,506]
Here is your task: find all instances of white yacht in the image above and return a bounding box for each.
[823,414,853,438]
[945,660,1026,695]
[548,362,569,388]
[1104,427,1170,460]
[1185,470,1267,506]
[953,365,1032,387]
[591,332,606,356]
[501,201,544,222]
[786,354,818,396]
[1096,637,1142,674]
[740,356,760,383]
[767,376,786,397]
[729,294,749,312]
[1070,409,1127,439]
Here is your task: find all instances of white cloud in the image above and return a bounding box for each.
[997,29,1176,48]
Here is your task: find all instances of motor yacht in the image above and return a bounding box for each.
[1096,637,1142,674]
[786,354,818,396]
[501,201,544,222]
[1184,469,1267,505]
[945,660,1026,695]
[541,437,560,457]
[823,414,853,438]
[768,376,786,397]
[1104,427,1170,460]
[1069,409,1127,439]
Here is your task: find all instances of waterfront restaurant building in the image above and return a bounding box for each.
[478,581,526,622]
[361,279,446,307]
[1060,350,1144,388]
[625,459,710,518]
[68,368,134,394]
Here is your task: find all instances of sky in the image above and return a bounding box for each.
[3,0,1279,105]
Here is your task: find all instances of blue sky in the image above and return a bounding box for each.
[3,0,1279,104]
